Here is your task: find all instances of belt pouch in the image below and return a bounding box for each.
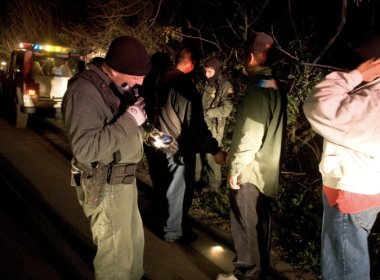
[108,163,137,185]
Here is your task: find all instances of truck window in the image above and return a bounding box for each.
[10,52,25,80]
[33,56,79,78]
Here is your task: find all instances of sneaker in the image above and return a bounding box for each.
[163,233,182,243]
[163,229,199,244]
[216,273,238,280]
[163,236,181,242]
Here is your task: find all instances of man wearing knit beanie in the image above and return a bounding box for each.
[62,36,151,280]
[196,57,233,193]
[105,36,151,76]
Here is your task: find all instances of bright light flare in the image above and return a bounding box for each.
[27,89,36,96]
[19,42,80,54]
[210,245,225,256]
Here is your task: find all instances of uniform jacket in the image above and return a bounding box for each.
[62,62,144,167]
[303,70,380,195]
[198,75,233,145]
[157,67,220,156]
[228,67,284,197]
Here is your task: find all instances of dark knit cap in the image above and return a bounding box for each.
[105,36,151,76]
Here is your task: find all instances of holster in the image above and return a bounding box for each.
[81,163,108,208]
[70,161,137,208]
[107,163,137,185]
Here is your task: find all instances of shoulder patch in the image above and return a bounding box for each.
[227,87,234,94]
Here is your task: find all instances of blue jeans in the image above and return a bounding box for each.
[321,192,380,280]
[163,154,186,240]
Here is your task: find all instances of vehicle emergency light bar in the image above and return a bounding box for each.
[18,42,80,54]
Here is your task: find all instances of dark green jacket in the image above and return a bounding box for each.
[228,67,285,197]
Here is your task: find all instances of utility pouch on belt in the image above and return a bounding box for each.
[107,163,137,185]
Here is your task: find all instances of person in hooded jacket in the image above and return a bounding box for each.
[196,57,233,193]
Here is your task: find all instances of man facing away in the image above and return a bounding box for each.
[196,57,234,193]
[156,48,226,242]
[218,32,285,280]
[62,36,151,280]
[303,37,380,280]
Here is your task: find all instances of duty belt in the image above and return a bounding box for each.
[107,162,137,185]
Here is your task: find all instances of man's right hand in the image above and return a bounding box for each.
[227,174,240,190]
[126,97,147,126]
[357,58,380,82]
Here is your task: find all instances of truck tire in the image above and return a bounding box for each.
[15,104,28,128]
[0,86,17,124]
[14,87,28,128]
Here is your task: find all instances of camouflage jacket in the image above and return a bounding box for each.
[197,75,233,145]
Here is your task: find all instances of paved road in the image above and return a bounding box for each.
[0,173,66,280]
[0,116,236,280]
[0,115,306,280]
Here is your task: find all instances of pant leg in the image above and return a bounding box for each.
[182,153,196,232]
[230,183,272,280]
[321,192,380,280]
[204,152,222,190]
[77,182,144,280]
[144,144,170,229]
[164,154,186,240]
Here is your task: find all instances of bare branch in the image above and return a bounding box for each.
[171,28,222,52]
[301,62,347,72]
[312,0,347,64]
[275,42,299,61]
[146,0,163,31]
[288,0,301,48]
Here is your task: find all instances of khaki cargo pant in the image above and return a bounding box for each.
[76,180,144,280]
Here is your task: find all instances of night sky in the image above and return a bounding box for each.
[1,0,380,68]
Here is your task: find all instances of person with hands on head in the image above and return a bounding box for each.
[62,36,151,280]
[303,36,380,280]
[218,32,285,280]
